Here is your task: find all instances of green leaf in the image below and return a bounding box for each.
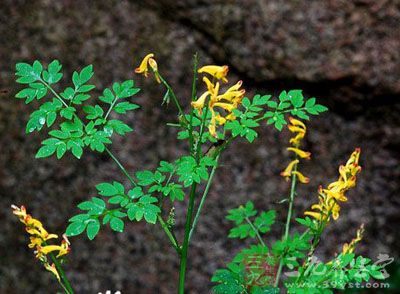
[369,269,385,280]
[71,144,83,159]
[127,187,143,199]
[83,105,104,120]
[314,104,328,112]
[68,214,89,222]
[228,223,253,239]
[127,205,143,221]
[46,111,57,127]
[158,161,174,173]
[65,221,86,237]
[42,60,63,84]
[60,107,76,120]
[254,210,276,234]
[72,93,90,105]
[108,195,125,204]
[305,98,316,108]
[86,219,100,240]
[136,170,155,186]
[112,80,140,98]
[242,97,251,108]
[26,110,47,133]
[225,120,243,137]
[226,201,257,225]
[35,144,57,158]
[288,90,304,107]
[79,65,94,84]
[78,197,106,215]
[105,120,133,136]
[113,102,140,114]
[50,129,69,139]
[56,142,67,159]
[169,184,185,201]
[110,217,124,232]
[212,263,246,294]
[60,87,75,101]
[143,204,160,224]
[245,128,258,143]
[96,181,124,196]
[99,88,115,104]
[15,86,47,104]
[252,94,271,106]
[15,61,42,84]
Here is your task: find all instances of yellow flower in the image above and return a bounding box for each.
[216,80,245,106]
[281,118,310,183]
[280,159,299,180]
[287,147,311,160]
[292,171,310,184]
[134,53,161,83]
[44,263,60,281]
[304,148,362,223]
[134,53,154,77]
[193,68,245,137]
[342,224,364,254]
[191,91,209,112]
[289,117,306,129]
[214,114,227,125]
[12,205,27,218]
[37,239,70,258]
[287,117,306,146]
[11,204,71,282]
[198,65,229,83]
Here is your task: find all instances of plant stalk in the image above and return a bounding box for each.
[188,154,220,243]
[178,183,197,294]
[178,92,210,293]
[158,215,181,254]
[48,252,74,294]
[105,148,137,187]
[245,216,267,247]
[274,161,299,287]
[155,71,186,121]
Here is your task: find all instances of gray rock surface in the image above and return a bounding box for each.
[1,1,399,293]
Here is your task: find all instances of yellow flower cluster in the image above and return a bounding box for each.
[304,148,362,222]
[134,53,161,83]
[280,117,310,183]
[192,65,245,137]
[342,224,364,254]
[12,205,70,281]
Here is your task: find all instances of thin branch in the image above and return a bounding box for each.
[188,154,220,243]
[245,216,267,247]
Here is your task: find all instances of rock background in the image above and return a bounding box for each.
[1,0,399,293]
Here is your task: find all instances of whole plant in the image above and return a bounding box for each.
[11,53,387,293]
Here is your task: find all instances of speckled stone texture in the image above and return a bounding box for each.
[1,1,399,293]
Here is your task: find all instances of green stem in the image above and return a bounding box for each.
[155,71,186,120]
[245,216,266,247]
[188,154,220,243]
[40,79,69,108]
[157,215,181,254]
[178,96,209,293]
[178,183,197,294]
[48,252,74,294]
[105,147,137,187]
[274,161,299,287]
[104,96,119,120]
[188,54,198,154]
